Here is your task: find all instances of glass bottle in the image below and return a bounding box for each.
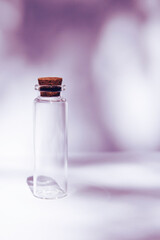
[33,77,68,199]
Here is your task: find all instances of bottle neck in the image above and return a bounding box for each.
[37,95,62,102]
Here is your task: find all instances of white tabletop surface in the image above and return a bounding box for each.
[1,152,160,240]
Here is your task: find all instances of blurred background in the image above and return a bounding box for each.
[1,0,160,162]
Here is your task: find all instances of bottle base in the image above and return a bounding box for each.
[33,175,67,200]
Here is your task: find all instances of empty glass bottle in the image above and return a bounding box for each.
[33,77,68,199]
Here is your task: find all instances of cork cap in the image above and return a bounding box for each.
[38,77,62,97]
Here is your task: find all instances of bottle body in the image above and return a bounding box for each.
[33,96,68,199]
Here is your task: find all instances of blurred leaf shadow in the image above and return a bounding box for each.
[69,154,160,200]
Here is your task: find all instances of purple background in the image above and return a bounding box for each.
[1,0,160,158]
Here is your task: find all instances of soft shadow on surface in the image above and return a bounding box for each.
[69,155,113,167]
[26,176,33,193]
[75,184,160,199]
[69,152,154,167]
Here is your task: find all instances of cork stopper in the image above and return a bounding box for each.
[38,77,62,97]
